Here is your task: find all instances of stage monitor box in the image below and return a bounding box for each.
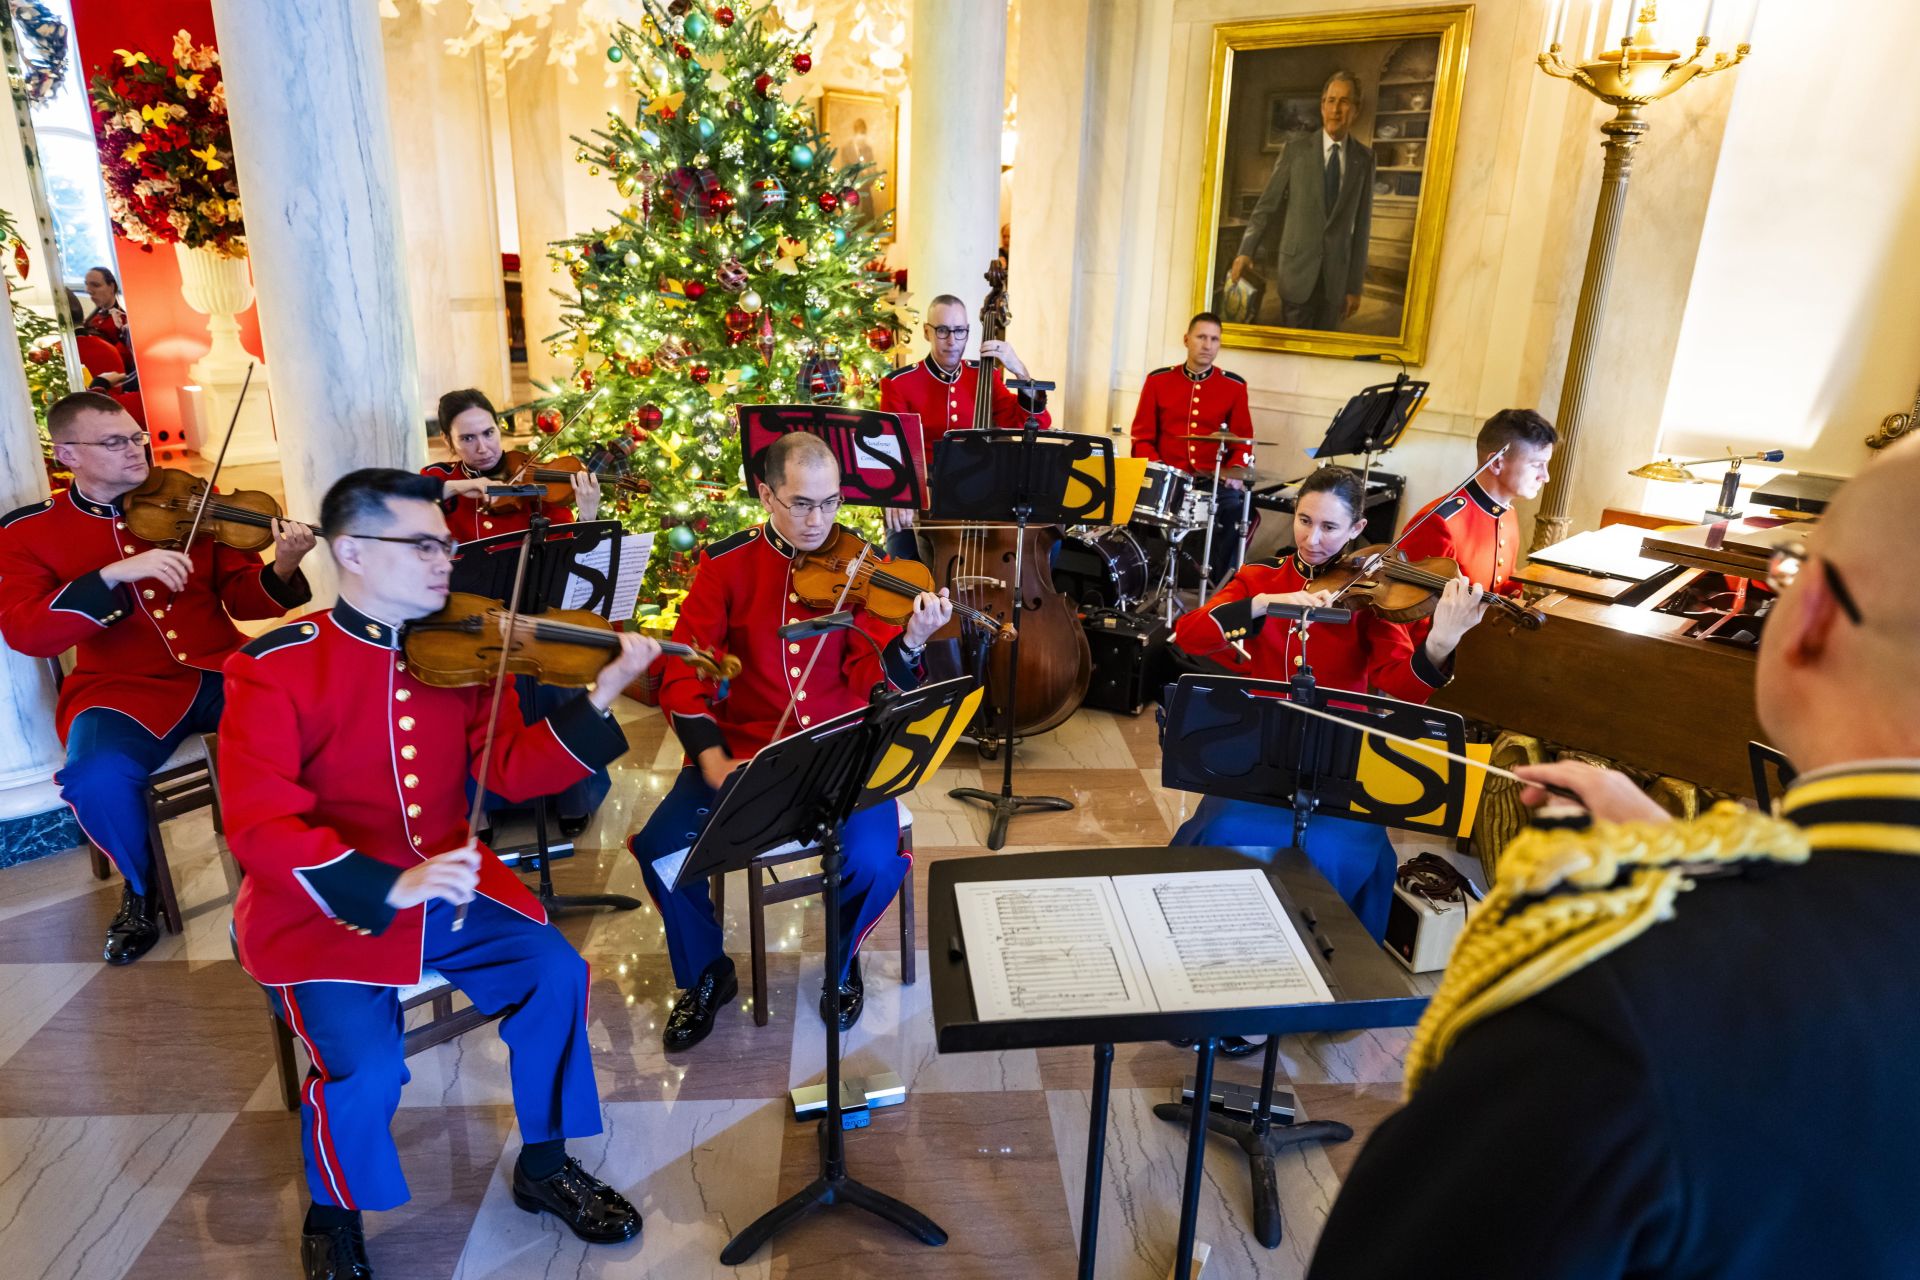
[1385,882,1475,974]
[1082,609,1168,717]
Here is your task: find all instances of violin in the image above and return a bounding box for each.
[1310,543,1545,630]
[482,439,653,514]
[791,525,1014,637]
[123,467,318,553]
[402,591,738,688]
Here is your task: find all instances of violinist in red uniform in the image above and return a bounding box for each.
[219,468,657,1279]
[421,388,601,543]
[0,391,314,964]
[629,432,953,1052]
[1170,466,1488,942]
[1396,409,1556,599]
[877,293,1050,559]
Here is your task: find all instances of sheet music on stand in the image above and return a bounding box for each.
[954,868,1332,1023]
[450,520,653,620]
[560,531,655,618]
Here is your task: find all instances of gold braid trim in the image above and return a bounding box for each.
[1403,803,1808,1098]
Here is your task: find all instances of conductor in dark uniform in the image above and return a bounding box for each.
[1309,437,1920,1279]
[1228,70,1374,331]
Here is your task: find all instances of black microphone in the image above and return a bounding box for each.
[779,611,855,640]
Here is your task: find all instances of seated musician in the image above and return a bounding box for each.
[1168,465,1487,941]
[1129,311,1255,584]
[629,432,953,1051]
[219,469,657,1280]
[877,293,1051,560]
[423,387,600,542]
[0,391,314,965]
[1395,408,1556,597]
[1309,439,1920,1280]
[422,387,609,836]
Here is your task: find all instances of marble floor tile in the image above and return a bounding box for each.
[1036,1038,1277,1094]
[1270,1026,1413,1087]
[1046,1086,1340,1280]
[0,1111,233,1280]
[592,953,805,1105]
[0,962,99,1070]
[455,1097,783,1279]
[788,951,1042,1096]
[765,1090,1079,1277]
[0,845,108,925]
[0,958,275,1116]
[1289,1082,1405,1181]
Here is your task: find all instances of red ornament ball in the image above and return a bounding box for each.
[753,73,774,98]
[684,280,708,301]
[27,345,50,364]
[866,326,895,352]
[689,364,711,385]
[792,52,812,74]
[639,403,664,430]
[705,187,734,218]
[818,191,839,214]
[674,42,692,59]
[579,369,594,391]
[12,239,27,277]
[841,188,860,208]
[723,306,753,334]
[715,7,735,27]
[536,410,562,433]
[625,360,642,376]
[637,355,656,376]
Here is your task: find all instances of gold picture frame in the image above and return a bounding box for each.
[818,87,899,241]
[1194,5,1473,363]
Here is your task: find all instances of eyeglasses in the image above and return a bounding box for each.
[344,532,460,561]
[67,431,150,452]
[1767,540,1863,626]
[767,492,843,519]
[930,325,971,341]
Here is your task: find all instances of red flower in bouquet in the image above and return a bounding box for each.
[87,30,245,258]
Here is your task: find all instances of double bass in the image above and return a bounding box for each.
[921,263,1092,739]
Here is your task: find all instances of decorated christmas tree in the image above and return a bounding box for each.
[0,207,72,442]
[544,0,911,608]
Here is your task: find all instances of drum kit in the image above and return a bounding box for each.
[1057,431,1261,622]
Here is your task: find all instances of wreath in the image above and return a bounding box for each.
[10,0,70,104]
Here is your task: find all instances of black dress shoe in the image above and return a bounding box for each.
[663,960,737,1052]
[558,813,591,838]
[819,956,865,1032]
[301,1216,373,1279]
[511,1156,641,1244]
[104,885,161,966]
[1219,1035,1266,1058]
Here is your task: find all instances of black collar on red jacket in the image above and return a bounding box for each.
[332,597,403,649]
[1465,479,1508,517]
[923,355,962,386]
[68,484,120,519]
[763,521,799,558]
[1181,363,1217,384]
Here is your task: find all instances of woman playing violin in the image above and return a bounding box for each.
[423,388,601,542]
[628,431,953,1054]
[1169,465,1488,943]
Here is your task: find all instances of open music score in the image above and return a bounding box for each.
[954,868,1332,1022]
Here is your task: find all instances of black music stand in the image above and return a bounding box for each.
[930,422,1120,849]
[1154,654,1470,1252]
[1313,377,1426,492]
[663,670,978,1266]
[445,512,643,916]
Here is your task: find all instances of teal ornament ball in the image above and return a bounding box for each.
[806,302,827,320]
[667,524,698,552]
[607,44,624,62]
[790,143,815,168]
[763,127,780,143]
[697,117,715,141]
[831,227,846,246]
[684,13,708,39]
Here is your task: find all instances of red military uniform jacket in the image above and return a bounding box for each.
[878,356,1052,453]
[1171,553,1449,703]
[659,523,923,761]
[1129,364,1253,473]
[421,459,577,544]
[0,482,310,741]
[1397,479,1523,598]
[218,598,628,987]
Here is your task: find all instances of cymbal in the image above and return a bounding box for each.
[1177,431,1278,445]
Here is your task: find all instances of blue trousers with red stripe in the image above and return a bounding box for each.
[266,897,601,1211]
[58,670,224,897]
[1172,796,1397,941]
[630,766,908,989]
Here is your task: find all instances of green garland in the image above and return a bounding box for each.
[0,206,71,444]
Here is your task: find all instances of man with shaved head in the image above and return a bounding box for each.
[1310,438,1920,1279]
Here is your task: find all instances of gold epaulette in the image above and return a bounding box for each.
[1404,802,1808,1097]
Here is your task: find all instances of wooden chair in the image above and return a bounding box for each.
[709,804,917,1027]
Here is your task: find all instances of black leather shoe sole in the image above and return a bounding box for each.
[663,970,738,1053]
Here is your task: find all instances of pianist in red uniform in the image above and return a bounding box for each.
[1169,466,1488,940]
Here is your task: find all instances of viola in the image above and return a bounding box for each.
[123,467,318,553]
[1311,543,1545,630]
[402,591,738,688]
[791,524,1013,637]
[483,439,653,514]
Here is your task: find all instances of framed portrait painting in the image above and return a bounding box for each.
[819,88,899,239]
[1194,6,1473,362]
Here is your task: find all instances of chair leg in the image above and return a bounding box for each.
[88,844,111,881]
[710,871,726,936]
[146,797,184,935]
[899,832,917,987]
[273,1011,302,1112]
[748,864,770,1027]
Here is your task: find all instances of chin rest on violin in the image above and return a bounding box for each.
[481,440,654,514]
[1313,544,1545,631]
[124,467,318,553]
[402,591,739,688]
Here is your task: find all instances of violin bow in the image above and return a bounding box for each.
[1319,443,1510,611]
[452,528,536,932]
[178,362,256,558]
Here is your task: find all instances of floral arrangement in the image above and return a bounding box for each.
[87,30,245,257]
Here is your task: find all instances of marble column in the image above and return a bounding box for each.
[0,298,76,858]
[383,1,512,409]
[504,54,574,387]
[904,0,1006,361]
[210,0,422,597]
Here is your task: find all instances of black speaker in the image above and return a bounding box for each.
[1081,609,1169,716]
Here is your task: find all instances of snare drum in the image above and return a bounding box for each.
[1132,462,1192,527]
[1055,527,1162,611]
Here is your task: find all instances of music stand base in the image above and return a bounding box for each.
[948,786,1074,851]
[719,1121,949,1265]
[537,890,642,915]
[1149,1102,1351,1250]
